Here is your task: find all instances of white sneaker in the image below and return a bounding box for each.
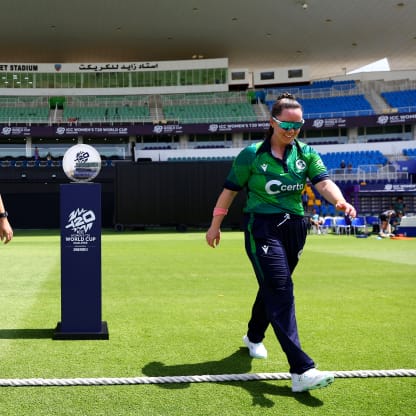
[242,335,267,359]
[291,368,334,392]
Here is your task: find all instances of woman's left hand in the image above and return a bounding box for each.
[336,201,356,218]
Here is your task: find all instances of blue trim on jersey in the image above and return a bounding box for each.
[311,172,330,185]
[223,179,243,192]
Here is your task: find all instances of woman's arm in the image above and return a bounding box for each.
[314,179,356,218]
[0,195,13,244]
[206,189,238,248]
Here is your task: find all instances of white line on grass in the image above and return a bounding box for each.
[0,369,415,387]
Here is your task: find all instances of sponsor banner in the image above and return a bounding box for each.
[305,112,416,129]
[0,122,270,137]
[360,183,416,192]
[1,113,416,137]
[0,126,32,137]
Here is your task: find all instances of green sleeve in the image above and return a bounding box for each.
[302,144,329,184]
[224,144,258,191]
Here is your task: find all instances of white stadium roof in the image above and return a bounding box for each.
[1,0,415,80]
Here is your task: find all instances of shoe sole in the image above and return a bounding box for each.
[293,376,334,393]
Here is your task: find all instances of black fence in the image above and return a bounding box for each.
[114,161,245,230]
[2,160,415,230]
[0,161,245,230]
[0,167,114,229]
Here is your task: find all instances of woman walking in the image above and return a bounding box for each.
[206,93,356,392]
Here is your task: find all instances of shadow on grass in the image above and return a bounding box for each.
[142,348,323,408]
[0,328,54,339]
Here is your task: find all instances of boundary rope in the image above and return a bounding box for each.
[0,369,415,387]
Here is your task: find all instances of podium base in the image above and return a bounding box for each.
[53,321,109,340]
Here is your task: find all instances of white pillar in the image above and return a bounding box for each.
[179,134,189,149]
[25,136,32,157]
[232,132,244,148]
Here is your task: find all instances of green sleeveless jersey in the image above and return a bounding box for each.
[224,139,329,215]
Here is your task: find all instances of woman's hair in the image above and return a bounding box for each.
[265,92,303,140]
[271,92,302,117]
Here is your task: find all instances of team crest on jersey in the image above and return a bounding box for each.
[295,159,307,171]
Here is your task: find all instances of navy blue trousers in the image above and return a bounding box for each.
[244,213,315,374]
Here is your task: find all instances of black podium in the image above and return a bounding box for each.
[53,183,109,340]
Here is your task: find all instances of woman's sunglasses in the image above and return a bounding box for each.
[272,117,304,130]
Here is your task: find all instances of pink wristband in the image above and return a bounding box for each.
[213,207,228,216]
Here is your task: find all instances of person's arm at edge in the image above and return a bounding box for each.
[206,189,238,248]
[0,195,13,244]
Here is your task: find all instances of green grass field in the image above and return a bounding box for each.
[0,230,415,415]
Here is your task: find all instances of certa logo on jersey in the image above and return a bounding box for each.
[265,180,304,195]
[264,158,306,194]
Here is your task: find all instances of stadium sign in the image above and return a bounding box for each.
[304,112,416,129]
[1,112,416,138]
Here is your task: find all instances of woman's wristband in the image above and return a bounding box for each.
[213,207,228,216]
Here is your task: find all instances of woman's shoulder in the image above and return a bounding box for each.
[295,139,320,157]
[237,141,264,159]
[245,141,264,152]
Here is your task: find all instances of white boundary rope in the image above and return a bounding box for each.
[0,369,415,387]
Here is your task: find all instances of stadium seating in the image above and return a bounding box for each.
[321,217,335,233]
[162,103,257,124]
[335,217,351,235]
[403,148,416,158]
[299,95,374,117]
[381,89,416,111]
[0,85,412,125]
[320,150,387,170]
[351,217,366,234]
[266,80,357,98]
[0,106,49,123]
[63,105,150,123]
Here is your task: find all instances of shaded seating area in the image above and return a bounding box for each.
[162,102,257,124]
[64,105,150,123]
[0,106,50,123]
[0,96,50,123]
